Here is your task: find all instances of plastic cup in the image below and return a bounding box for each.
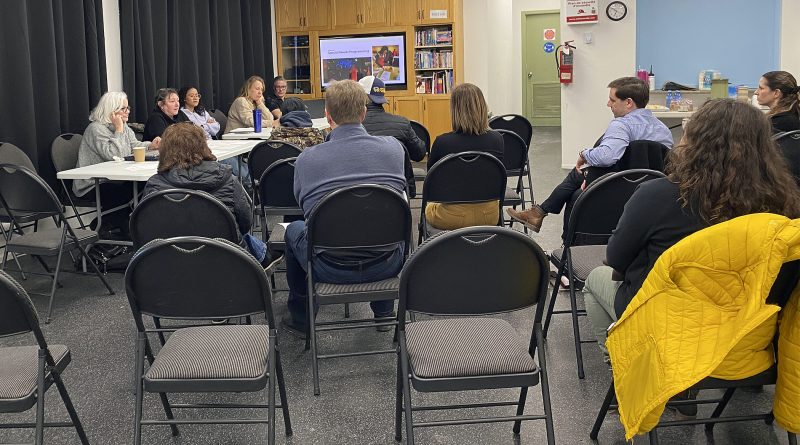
[132,146,146,162]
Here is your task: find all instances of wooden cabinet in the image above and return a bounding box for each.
[331,0,389,29]
[275,0,329,32]
[392,96,423,122]
[422,96,451,141]
[392,0,453,25]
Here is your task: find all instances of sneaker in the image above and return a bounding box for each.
[374,312,396,332]
[506,205,547,232]
[281,315,308,339]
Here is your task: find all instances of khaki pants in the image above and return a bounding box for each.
[424,201,500,230]
[583,265,621,356]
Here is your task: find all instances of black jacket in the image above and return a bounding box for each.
[771,111,800,133]
[142,161,252,236]
[142,108,188,142]
[362,103,426,196]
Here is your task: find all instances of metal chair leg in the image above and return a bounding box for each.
[53,371,90,444]
[536,325,556,444]
[274,350,293,436]
[542,264,565,337]
[133,334,146,445]
[649,429,660,444]
[704,388,735,432]
[267,338,276,445]
[512,386,529,434]
[789,431,797,445]
[73,240,114,295]
[45,233,68,323]
[590,382,615,440]
[35,351,46,445]
[400,350,415,445]
[567,269,586,379]
[309,280,321,395]
[395,354,404,442]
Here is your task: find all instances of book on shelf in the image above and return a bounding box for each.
[415,71,454,94]
[414,50,453,70]
[415,27,453,47]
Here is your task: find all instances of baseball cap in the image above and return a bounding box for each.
[358,76,387,104]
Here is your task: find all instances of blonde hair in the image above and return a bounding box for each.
[89,91,128,124]
[324,80,367,124]
[239,76,266,100]
[450,83,489,135]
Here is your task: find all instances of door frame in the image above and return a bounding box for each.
[521,9,560,126]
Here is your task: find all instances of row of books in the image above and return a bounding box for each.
[415,50,453,69]
[415,28,452,46]
[415,71,454,94]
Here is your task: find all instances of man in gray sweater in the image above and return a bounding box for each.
[283,79,407,336]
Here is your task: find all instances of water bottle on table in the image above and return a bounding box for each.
[253,109,262,133]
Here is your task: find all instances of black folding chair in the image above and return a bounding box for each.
[130,189,241,250]
[257,158,302,254]
[489,114,534,205]
[0,164,114,322]
[546,169,665,379]
[126,237,292,445]
[247,141,302,234]
[496,129,530,230]
[306,184,411,395]
[774,129,800,185]
[209,109,228,138]
[0,142,42,277]
[409,120,431,182]
[0,271,89,444]
[418,151,507,243]
[395,227,554,444]
[50,133,96,228]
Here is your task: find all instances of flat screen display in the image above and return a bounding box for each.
[319,33,406,90]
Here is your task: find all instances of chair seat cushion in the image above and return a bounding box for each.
[7,228,98,255]
[268,224,286,253]
[144,325,269,393]
[413,167,426,180]
[0,345,70,413]
[550,245,607,281]
[316,277,399,297]
[405,318,536,379]
[504,187,522,204]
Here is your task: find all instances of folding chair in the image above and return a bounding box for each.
[50,133,95,228]
[774,129,800,185]
[306,184,411,395]
[126,237,292,445]
[395,226,554,444]
[209,109,228,138]
[247,141,302,235]
[0,270,89,444]
[546,169,665,379]
[0,164,114,322]
[257,158,302,254]
[489,114,534,204]
[418,151,507,243]
[495,129,530,230]
[409,120,431,183]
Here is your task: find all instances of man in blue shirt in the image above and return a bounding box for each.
[508,77,672,237]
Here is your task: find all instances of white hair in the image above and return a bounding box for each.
[89,91,128,124]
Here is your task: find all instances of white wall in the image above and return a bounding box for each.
[781,0,800,73]
[102,0,123,91]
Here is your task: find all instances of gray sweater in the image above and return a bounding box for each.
[73,122,150,196]
[294,123,406,216]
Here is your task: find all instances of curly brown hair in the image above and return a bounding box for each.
[667,99,800,223]
[157,123,216,173]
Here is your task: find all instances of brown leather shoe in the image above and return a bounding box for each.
[506,205,547,232]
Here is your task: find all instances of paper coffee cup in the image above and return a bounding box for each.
[132,146,146,162]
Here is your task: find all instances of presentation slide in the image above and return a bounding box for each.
[319,34,405,88]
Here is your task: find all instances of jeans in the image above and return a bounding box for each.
[284,220,403,321]
[540,168,584,241]
[583,266,622,356]
[220,157,250,183]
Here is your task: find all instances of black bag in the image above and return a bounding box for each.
[84,245,132,273]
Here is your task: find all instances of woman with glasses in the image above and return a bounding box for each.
[178,86,220,139]
[74,91,159,238]
[143,87,188,142]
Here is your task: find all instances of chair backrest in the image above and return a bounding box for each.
[0,272,56,364]
[496,129,528,173]
[584,140,670,186]
[489,114,533,148]
[566,169,665,247]
[409,120,431,155]
[307,184,411,254]
[248,140,302,188]
[50,133,83,173]
[774,130,800,184]
[258,157,301,214]
[130,189,240,249]
[0,142,36,171]
[0,163,62,218]
[210,109,228,137]
[305,99,326,119]
[399,226,549,320]
[422,151,507,206]
[125,237,275,326]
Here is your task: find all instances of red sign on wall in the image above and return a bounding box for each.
[566,0,598,24]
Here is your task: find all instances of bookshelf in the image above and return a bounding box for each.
[414,25,454,94]
[280,35,313,96]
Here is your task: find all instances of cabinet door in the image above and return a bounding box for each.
[304,0,330,30]
[331,0,361,28]
[361,0,390,28]
[422,96,451,142]
[276,0,305,31]
[391,0,419,25]
[420,0,452,24]
[394,97,423,123]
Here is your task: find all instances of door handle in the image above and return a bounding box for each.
[528,72,533,79]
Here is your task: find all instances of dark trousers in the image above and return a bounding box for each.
[95,182,137,234]
[540,168,584,241]
[284,220,402,322]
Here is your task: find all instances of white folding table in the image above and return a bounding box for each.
[221,117,331,140]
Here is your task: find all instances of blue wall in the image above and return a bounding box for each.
[636,0,781,88]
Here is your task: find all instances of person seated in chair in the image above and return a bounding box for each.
[507,77,673,237]
[282,79,406,336]
[359,76,426,197]
[142,88,188,142]
[267,97,325,149]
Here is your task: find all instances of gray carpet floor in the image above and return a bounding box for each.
[0,127,793,444]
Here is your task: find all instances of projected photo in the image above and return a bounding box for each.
[372,45,401,81]
[319,33,406,88]
[321,58,373,83]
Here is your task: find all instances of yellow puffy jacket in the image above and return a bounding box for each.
[606,213,800,439]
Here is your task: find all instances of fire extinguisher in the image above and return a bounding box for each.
[555,40,576,85]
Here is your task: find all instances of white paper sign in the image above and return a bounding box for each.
[566,0,598,24]
[429,9,447,19]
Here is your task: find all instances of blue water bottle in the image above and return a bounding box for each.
[253,109,262,133]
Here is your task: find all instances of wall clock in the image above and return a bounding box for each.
[606,1,627,21]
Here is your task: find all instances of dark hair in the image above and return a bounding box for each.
[178,86,206,115]
[157,123,216,173]
[281,97,307,114]
[273,75,285,86]
[762,71,800,118]
[607,77,649,108]
[154,88,178,108]
[667,99,800,223]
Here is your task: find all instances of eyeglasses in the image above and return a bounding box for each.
[117,106,131,112]
[187,94,201,99]
[275,85,288,90]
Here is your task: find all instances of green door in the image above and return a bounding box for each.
[522,11,561,127]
